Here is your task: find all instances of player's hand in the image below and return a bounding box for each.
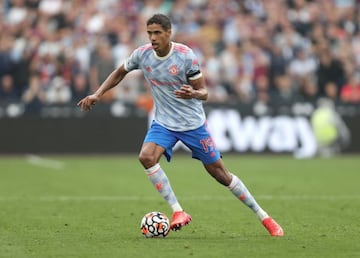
[77,94,100,111]
[174,85,195,99]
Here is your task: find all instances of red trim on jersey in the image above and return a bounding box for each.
[173,44,190,54]
[138,44,153,52]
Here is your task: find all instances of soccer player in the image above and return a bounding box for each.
[78,14,284,236]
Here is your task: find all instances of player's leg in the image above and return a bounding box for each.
[139,142,183,211]
[139,122,192,230]
[204,159,266,216]
[201,158,271,221]
[180,123,283,236]
[204,160,284,236]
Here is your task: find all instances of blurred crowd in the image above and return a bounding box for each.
[1,0,360,113]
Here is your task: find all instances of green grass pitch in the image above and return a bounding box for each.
[0,154,359,258]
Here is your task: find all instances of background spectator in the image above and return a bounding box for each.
[0,74,18,101]
[340,72,360,103]
[0,0,359,111]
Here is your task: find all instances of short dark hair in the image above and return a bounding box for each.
[146,14,172,30]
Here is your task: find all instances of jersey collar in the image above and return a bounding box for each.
[153,42,174,60]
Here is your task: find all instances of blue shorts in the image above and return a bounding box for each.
[144,121,221,164]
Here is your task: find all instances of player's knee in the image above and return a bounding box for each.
[138,152,156,167]
[205,164,232,186]
[214,171,232,186]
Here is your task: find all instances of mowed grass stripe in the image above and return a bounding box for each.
[0,195,359,201]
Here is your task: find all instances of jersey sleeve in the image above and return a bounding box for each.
[124,48,140,72]
[185,49,202,81]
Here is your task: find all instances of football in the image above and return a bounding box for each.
[140,211,170,238]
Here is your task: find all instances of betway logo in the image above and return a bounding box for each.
[205,109,317,158]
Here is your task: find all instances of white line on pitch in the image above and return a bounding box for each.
[25,154,65,170]
[0,195,359,202]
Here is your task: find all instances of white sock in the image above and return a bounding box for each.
[145,163,183,212]
[228,173,269,220]
[256,210,269,220]
[171,203,183,212]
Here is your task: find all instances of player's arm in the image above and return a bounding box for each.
[77,64,128,111]
[174,76,208,101]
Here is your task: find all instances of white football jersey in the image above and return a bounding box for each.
[124,42,206,131]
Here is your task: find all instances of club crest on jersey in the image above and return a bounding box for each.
[146,66,152,72]
[169,65,179,75]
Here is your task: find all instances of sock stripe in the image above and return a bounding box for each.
[145,164,161,176]
[227,174,239,191]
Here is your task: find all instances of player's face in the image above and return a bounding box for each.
[147,23,171,56]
